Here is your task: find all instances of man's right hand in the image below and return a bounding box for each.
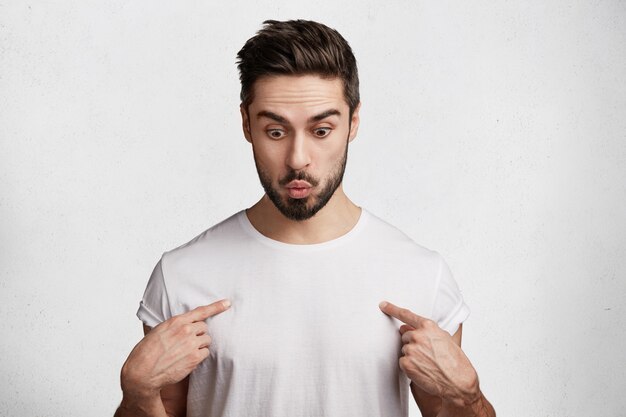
[120,299,232,400]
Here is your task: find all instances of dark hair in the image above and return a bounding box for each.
[236,19,360,116]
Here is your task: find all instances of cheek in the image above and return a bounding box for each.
[313,133,346,155]
[325,141,348,163]
[253,143,283,166]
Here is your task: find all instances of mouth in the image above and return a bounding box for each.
[285,180,312,188]
[285,180,312,199]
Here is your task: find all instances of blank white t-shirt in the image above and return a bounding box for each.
[137,208,470,417]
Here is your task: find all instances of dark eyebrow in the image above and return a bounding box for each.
[256,110,288,124]
[308,109,341,123]
[256,109,341,125]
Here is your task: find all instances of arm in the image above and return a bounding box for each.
[114,300,231,417]
[114,325,189,417]
[409,324,496,417]
[379,302,496,417]
[433,323,495,417]
[114,386,168,417]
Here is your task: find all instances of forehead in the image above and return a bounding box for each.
[249,75,347,116]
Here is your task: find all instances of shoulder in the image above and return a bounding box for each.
[160,210,247,267]
[362,208,442,262]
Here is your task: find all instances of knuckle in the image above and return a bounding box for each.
[423,319,437,330]
[181,323,193,335]
[169,315,184,327]
[197,335,211,349]
[398,356,409,371]
[195,348,209,361]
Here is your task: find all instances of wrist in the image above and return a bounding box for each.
[120,381,161,407]
[119,391,163,414]
[442,373,481,408]
[120,362,161,400]
[441,390,488,417]
[443,390,482,408]
[441,389,496,417]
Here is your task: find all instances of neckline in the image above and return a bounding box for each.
[237,207,369,252]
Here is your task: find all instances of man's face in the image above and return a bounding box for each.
[241,75,360,221]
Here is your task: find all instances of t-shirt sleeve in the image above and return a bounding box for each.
[136,256,173,329]
[430,253,470,336]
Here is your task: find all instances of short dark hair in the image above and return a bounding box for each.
[236,19,360,116]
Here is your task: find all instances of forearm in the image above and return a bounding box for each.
[114,393,169,417]
[438,390,496,417]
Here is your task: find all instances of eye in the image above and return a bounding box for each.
[266,129,286,140]
[313,127,332,138]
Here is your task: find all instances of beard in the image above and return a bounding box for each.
[252,140,349,222]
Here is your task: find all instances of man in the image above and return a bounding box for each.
[115,19,495,417]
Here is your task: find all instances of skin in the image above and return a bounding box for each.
[114,74,495,417]
[241,75,362,244]
[379,301,496,417]
[114,300,231,417]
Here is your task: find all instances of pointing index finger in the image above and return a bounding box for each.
[186,299,231,322]
[379,301,426,328]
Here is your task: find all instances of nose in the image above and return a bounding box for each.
[285,130,311,170]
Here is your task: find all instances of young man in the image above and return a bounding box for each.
[115,20,495,417]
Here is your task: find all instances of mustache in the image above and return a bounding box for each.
[278,170,320,187]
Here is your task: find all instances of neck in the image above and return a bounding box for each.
[245,186,361,245]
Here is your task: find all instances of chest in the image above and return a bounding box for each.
[174,250,434,377]
[202,277,402,373]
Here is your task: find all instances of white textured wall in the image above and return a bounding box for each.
[1,1,625,416]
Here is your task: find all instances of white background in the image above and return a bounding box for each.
[2,1,625,416]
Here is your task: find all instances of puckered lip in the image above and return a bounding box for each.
[285,180,312,188]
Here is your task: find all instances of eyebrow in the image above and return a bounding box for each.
[309,109,341,122]
[256,109,341,124]
[256,111,288,124]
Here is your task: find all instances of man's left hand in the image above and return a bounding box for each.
[378,301,481,407]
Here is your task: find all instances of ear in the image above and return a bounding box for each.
[240,104,252,143]
[348,102,361,143]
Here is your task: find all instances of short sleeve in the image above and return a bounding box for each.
[430,254,470,336]
[136,257,173,328]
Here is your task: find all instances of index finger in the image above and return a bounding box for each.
[378,301,426,328]
[184,299,231,322]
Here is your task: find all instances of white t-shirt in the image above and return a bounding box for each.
[137,208,470,417]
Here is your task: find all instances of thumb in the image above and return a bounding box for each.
[399,324,416,335]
